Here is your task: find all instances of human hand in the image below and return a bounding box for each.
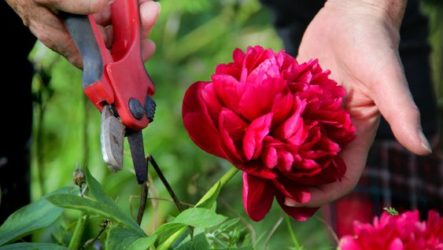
[286,0,432,208]
[5,0,160,67]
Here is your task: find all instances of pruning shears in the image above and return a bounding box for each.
[64,0,155,184]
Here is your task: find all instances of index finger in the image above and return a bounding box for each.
[35,0,111,14]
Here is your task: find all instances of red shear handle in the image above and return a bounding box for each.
[104,0,155,131]
[66,0,155,131]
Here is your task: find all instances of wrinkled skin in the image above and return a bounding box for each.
[292,0,432,208]
[5,0,160,68]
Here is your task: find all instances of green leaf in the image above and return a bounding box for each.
[195,182,221,209]
[154,222,185,239]
[47,194,143,235]
[0,243,67,250]
[176,233,210,250]
[156,208,228,249]
[127,236,157,250]
[174,208,226,228]
[106,226,156,250]
[84,167,115,205]
[0,188,74,245]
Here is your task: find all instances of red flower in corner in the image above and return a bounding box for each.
[339,210,443,250]
[182,46,355,221]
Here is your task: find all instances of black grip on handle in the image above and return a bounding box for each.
[63,13,103,87]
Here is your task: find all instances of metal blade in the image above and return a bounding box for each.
[127,131,147,184]
[100,105,125,171]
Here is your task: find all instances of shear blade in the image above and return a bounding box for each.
[101,106,125,171]
[127,131,147,184]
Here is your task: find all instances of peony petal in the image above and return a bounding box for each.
[338,236,364,250]
[218,109,248,162]
[212,74,244,111]
[261,146,278,169]
[233,48,246,64]
[273,180,311,204]
[387,239,404,250]
[182,82,227,159]
[248,56,281,80]
[242,113,273,160]
[242,172,275,221]
[274,97,307,141]
[243,45,271,71]
[238,77,285,120]
[201,84,223,122]
[215,62,242,80]
[271,93,294,126]
[277,150,294,172]
[286,157,346,185]
[240,162,278,180]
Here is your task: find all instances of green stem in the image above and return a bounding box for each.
[158,167,239,250]
[285,217,303,250]
[195,167,239,207]
[68,214,88,250]
[158,227,188,250]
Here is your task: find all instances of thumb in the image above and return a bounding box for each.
[35,0,111,14]
[371,53,431,155]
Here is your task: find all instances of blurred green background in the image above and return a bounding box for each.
[28,0,442,249]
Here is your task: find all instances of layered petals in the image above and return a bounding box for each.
[339,210,443,250]
[182,46,355,221]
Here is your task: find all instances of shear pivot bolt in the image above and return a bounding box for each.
[145,96,156,122]
[129,98,145,120]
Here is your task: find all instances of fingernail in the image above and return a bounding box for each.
[419,131,432,154]
[154,1,161,11]
[284,197,300,207]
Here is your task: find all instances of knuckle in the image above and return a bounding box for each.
[21,15,31,27]
[68,55,83,69]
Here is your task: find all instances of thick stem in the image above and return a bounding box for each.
[195,167,239,207]
[68,214,88,250]
[285,216,302,250]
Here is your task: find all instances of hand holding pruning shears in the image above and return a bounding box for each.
[5,0,160,68]
[6,0,161,184]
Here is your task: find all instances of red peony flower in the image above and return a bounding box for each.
[339,210,443,250]
[182,46,355,221]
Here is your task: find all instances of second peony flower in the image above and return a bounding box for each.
[182,46,355,221]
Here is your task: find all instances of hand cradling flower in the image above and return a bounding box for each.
[182,46,355,221]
